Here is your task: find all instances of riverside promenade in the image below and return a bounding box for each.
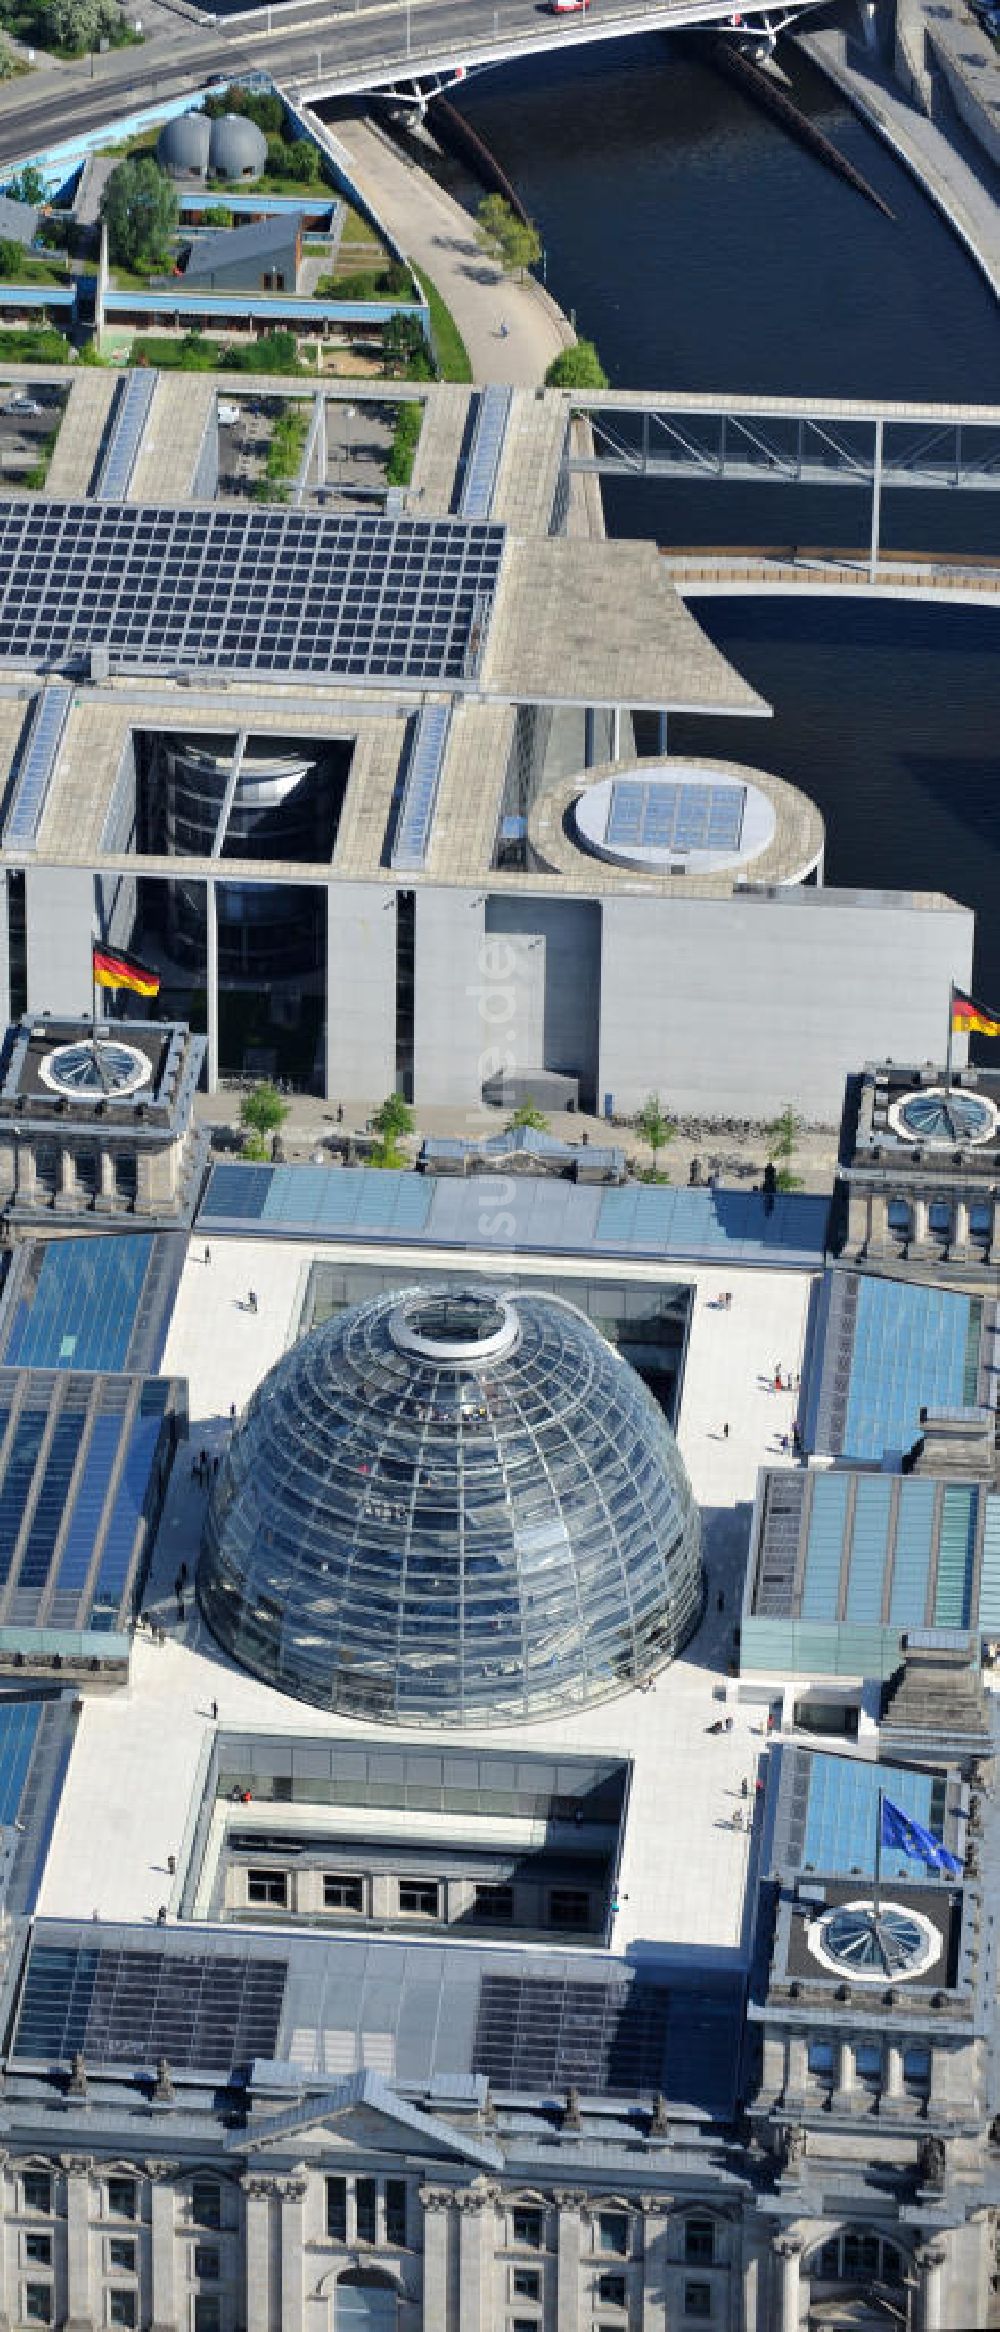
[315,113,576,385]
[797,20,1000,301]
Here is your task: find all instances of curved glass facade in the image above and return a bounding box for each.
[198,1286,703,1726]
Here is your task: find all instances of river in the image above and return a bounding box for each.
[448,32,1000,1004]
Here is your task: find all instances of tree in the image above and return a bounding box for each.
[766,1101,805,1191]
[545,340,609,391]
[508,1103,549,1133]
[0,238,23,279]
[38,0,118,50]
[100,156,178,272]
[382,311,431,377]
[240,1082,289,1146]
[372,1093,414,1142]
[7,166,45,206]
[637,1093,674,1172]
[474,193,540,280]
[0,33,16,78]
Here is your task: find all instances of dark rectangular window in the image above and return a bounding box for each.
[24,2289,52,2326]
[685,2220,715,2265]
[398,1881,440,1917]
[598,2214,628,2257]
[512,2209,543,2250]
[24,2236,51,2267]
[598,2272,627,2305]
[903,2046,931,2093]
[355,2178,377,2246]
[385,2181,407,2248]
[107,2179,137,2222]
[107,2239,135,2274]
[109,2294,136,2329]
[247,1869,288,1907]
[684,2286,712,2322]
[326,2179,347,2242]
[474,1884,514,1924]
[194,2245,221,2281]
[549,1889,590,1931]
[194,2302,222,2332]
[22,2175,52,2216]
[512,2268,540,2298]
[191,2180,222,2230]
[844,2235,879,2279]
[323,1875,364,1911]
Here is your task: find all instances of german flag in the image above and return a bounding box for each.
[93,944,161,999]
[952,986,1000,1038]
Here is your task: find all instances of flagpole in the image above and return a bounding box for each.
[873,1787,883,1927]
[944,983,955,1096]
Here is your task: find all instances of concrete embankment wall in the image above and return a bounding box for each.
[923,5,1000,168]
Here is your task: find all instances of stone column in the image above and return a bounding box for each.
[99,1151,116,1204]
[455,2182,499,2332]
[418,2187,453,2329]
[911,1196,929,1248]
[774,2232,802,2332]
[278,2173,308,2332]
[885,2043,904,2101]
[916,2239,947,2332]
[554,2190,585,2332]
[639,2195,671,2332]
[61,2156,93,2332]
[147,2162,176,2332]
[242,2176,275,2332]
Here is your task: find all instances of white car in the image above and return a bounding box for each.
[7,395,42,417]
[217,402,242,427]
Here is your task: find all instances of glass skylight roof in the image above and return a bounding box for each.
[605,778,745,853]
[0,501,504,686]
[198,1284,704,1725]
[891,1087,998,1146]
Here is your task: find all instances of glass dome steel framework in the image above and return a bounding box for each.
[198,1286,704,1726]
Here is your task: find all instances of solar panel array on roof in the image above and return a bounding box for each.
[197,1163,830,1267]
[802,1755,944,1881]
[606,779,745,854]
[0,1698,41,1825]
[0,1370,178,1642]
[93,369,158,501]
[0,502,504,685]
[0,1235,169,1374]
[12,1939,286,2070]
[842,1277,982,1462]
[4,685,73,851]
[472,1972,668,2095]
[390,700,452,872]
[458,384,513,522]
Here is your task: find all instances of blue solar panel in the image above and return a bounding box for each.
[459,384,512,521]
[391,701,452,872]
[90,1393,166,1629]
[842,1278,980,1463]
[801,1473,850,1620]
[4,685,72,850]
[0,1410,46,1588]
[2,1237,155,1373]
[0,1699,41,1825]
[844,1475,894,1624]
[888,1478,936,1627]
[18,1412,82,1594]
[934,1484,977,1627]
[606,779,745,854]
[95,369,158,499]
[803,1755,941,1880]
[51,1414,122,1606]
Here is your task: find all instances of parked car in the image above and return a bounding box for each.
[218,403,242,426]
[547,0,592,13]
[7,395,42,416]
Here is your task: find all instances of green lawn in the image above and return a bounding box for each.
[412,267,471,384]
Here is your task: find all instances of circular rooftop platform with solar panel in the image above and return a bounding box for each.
[528,754,824,893]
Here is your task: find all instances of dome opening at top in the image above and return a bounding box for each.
[197,1283,703,1728]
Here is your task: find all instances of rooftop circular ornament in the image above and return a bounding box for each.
[807,1899,938,1983]
[198,1283,704,1726]
[38,1038,152,1102]
[888,1087,998,1147]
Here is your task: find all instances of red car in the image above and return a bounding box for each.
[548,0,591,13]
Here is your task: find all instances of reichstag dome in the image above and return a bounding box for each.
[198,1285,703,1725]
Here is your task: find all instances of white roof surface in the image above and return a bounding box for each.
[38,1236,814,1969]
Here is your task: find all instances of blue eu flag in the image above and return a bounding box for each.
[881,1796,962,1877]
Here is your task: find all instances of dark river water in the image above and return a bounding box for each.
[449,34,1000,1005]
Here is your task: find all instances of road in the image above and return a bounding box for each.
[0,0,825,169]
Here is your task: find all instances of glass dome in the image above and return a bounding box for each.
[889,1087,997,1146]
[198,1284,704,1726]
